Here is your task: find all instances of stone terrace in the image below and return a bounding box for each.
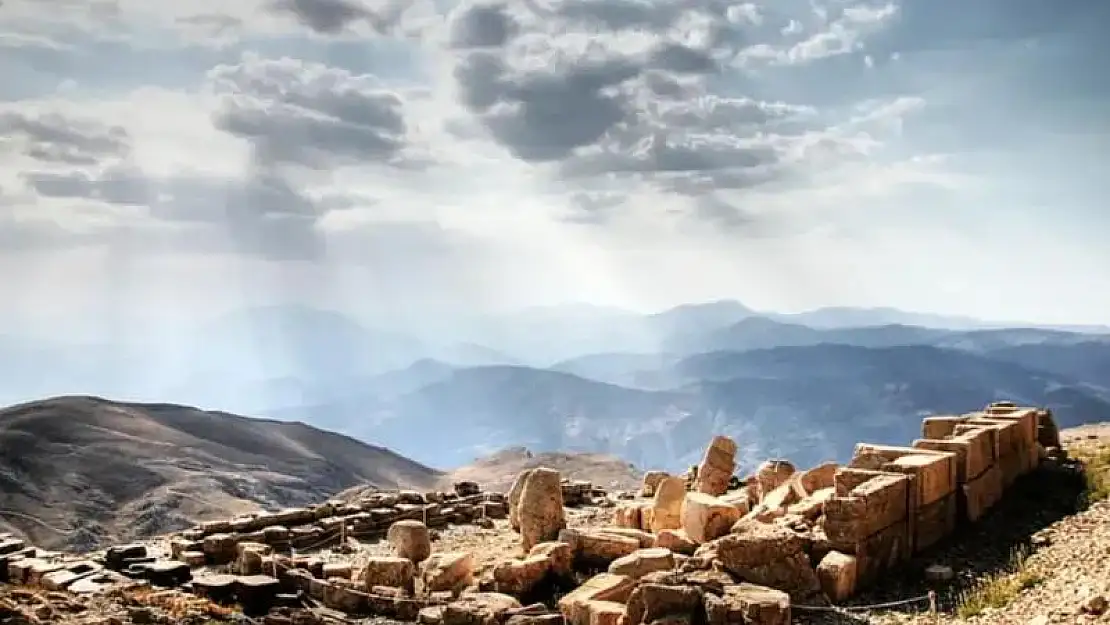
[0,402,1066,625]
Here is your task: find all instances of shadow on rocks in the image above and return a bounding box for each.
[823,458,1086,620]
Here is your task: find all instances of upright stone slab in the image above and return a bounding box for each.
[695,436,737,496]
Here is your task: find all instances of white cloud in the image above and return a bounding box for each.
[1,0,1109,329]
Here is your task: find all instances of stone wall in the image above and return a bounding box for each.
[0,403,1067,625]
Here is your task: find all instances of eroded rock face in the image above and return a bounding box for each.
[388,520,432,563]
[509,469,538,532]
[362,556,415,592]
[709,522,820,600]
[518,468,566,552]
[755,461,796,502]
[650,477,687,533]
[681,493,741,543]
[422,552,475,595]
[694,436,737,496]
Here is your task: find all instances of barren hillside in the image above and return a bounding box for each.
[443,446,643,492]
[0,396,441,551]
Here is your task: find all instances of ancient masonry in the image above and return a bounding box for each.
[0,402,1065,625]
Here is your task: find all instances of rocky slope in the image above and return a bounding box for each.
[0,396,441,551]
[443,447,643,493]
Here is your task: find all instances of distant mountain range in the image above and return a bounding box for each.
[3,300,1109,474]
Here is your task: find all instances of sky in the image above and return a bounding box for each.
[1,0,1108,341]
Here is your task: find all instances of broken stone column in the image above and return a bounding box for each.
[694,436,737,496]
[649,477,686,533]
[509,468,537,532]
[518,468,566,552]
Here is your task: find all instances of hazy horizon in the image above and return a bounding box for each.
[1,0,1108,345]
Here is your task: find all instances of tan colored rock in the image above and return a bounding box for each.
[509,468,537,531]
[518,468,566,552]
[362,556,415,591]
[798,462,838,493]
[624,582,702,625]
[681,493,741,543]
[641,471,670,497]
[816,551,857,603]
[694,436,737,496]
[443,592,522,625]
[607,548,675,579]
[595,527,655,548]
[323,563,353,580]
[422,552,475,595]
[713,521,821,599]
[755,460,796,501]
[654,529,697,556]
[650,477,687,533]
[389,520,432,563]
[712,583,790,625]
[528,542,573,577]
[585,600,625,625]
[493,555,552,596]
[558,573,636,625]
[559,528,640,566]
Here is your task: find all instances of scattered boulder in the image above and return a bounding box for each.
[650,477,687,533]
[755,461,796,501]
[518,468,566,552]
[710,521,821,599]
[509,469,538,532]
[608,548,675,579]
[443,593,522,625]
[422,552,476,595]
[655,530,697,556]
[389,520,432,563]
[680,493,741,543]
[362,556,415,592]
[641,472,670,498]
[694,436,737,496]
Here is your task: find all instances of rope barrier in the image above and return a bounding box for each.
[793,593,934,612]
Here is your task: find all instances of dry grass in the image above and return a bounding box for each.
[1074,445,1110,504]
[955,546,1044,618]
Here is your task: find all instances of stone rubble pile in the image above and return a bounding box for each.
[0,402,1068,625]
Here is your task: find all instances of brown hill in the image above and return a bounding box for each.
[441,446,643,493]
[0,395,441,551]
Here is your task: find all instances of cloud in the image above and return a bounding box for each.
[206,53,411,168]
[0,110,131,165]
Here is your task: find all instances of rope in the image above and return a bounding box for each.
[793,593,934,612]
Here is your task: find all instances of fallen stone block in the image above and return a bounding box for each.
[816,551,857,603]
[422,552,475,594]
[707,583,790,625]
[608,548,675,579]
[558,529,640,568]
[623,583,702,625]
[681,493,741,543]
[654,530,697,556]
[444,592,522,625]
[192,573,238,603]
[362,556,415,592]
[712,522,821,599]
[236,574,281,616]
[557,574,636,625]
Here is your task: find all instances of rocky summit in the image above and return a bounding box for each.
[5,401,1110,625]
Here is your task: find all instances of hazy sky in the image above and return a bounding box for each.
[1,0,1107,339]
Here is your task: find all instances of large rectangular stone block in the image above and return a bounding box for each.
[883,452,956,508]
[849,520,911,587]
[962,463,1004,522]
[833,468,887,497]
[913,427,995,485]
[913,492,957,552]
[922,416,965,439]
[984,408,1039,473]
[824,473,909,545]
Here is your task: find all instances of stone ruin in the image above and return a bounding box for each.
[0,402,1067,625]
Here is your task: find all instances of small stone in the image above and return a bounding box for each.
[1081,594,1108,615]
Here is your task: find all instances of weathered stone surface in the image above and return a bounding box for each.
[962,463,1004,522]
[201,534,238,565]
[755,460,796,501]
[650,477,687,533]
[528,542,573,578]
[641,472,670,497]
[362,556,415,591]
[519,468,566,552]
[557,574,636,625]
[389,520,432,563]
[712,522,821,599]
[422,552,475,594]
[824,473,909,545]
[695,436,737,496]
[594,528,656,548]
[816,551,857,603]
[494,555,552,596]
[443,592,522,625]
[607,548,675,579]
[680,493,741,543]
[883,451,957,508]
[559,528,640,567]
[509,469,538,532]
[913,492,958,552]
[624,583,702,625]
[654,530,697,556]
[712,583,790,625]
[584,600,624,625]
